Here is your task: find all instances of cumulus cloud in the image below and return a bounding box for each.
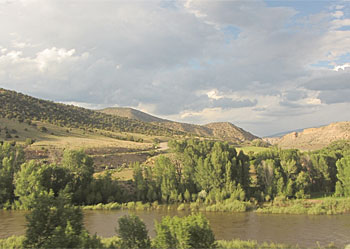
[0,0,350,136]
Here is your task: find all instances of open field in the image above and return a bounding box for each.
[236,146,270,154]
[0,117,170,170]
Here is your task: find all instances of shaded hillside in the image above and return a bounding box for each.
[0,88,183,136]
[99,107,168,123]
[204,122,259,143]
[265,122,350,150]
[101,107,258,143]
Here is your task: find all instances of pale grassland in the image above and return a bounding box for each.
[94,168,135,181]
[236,146,270,154]
[0,117,167,151]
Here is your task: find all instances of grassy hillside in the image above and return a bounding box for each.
[265,121,350,150]
[0,88,184,137]
[204,122,258,143]
[0,116,168,171]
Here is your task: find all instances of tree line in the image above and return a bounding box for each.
[1,139,350,211]
[133,139,350,204]
[0,143,129,209]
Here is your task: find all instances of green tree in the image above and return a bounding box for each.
[14,162,72,209]
[116,214,151,249]
[154,156,179,202]
[335,156,350,197]
[0,142,24,207]
[23,191,102,248]
[153,213,216,249]
[62,149,94,204]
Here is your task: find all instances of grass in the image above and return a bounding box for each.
[217,239,296,249]
[256,198,350,215]
[0,117,164,150]
[0,235,25,249]
[0,235,340,249]
[110,168,134,180]
[236,146,270,154]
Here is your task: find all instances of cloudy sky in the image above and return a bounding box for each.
[1,0,350,136]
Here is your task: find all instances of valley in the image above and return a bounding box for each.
[1,88,350,249]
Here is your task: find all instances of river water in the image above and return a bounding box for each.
[1,209,350,248]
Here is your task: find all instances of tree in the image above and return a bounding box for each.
[335,156,350,197]
[116,214,151,249]
[0,142,24,207]
[23,191,102,248]
[62,149,94,204]
[14,162,72,209]
[153,213,216,249]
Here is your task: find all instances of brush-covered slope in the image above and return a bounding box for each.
[266,122,350,150]
[99,107,168,123]
[204,122,258,143]
[0,88,183,136]
[101,107,258,143]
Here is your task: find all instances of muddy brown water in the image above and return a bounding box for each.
[1,210,350,248]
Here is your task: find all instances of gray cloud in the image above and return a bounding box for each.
[0,0,350,136]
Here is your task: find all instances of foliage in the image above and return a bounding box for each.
[62,149,94,204]
[133,139,251,205]
[23,191,103,248]
[0,236,25,249]
[0,142,24,208]
[116,214,151,249]
[335,156,350,197]
[153,213,216,249]
[14,161,72,209]
[256,198,350,215]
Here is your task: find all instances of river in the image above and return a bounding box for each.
[1,210,350,248]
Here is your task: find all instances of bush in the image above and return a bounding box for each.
[39,126,48,132]
[25,138,35,146]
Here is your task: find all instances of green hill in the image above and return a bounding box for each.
[0,88,183,137]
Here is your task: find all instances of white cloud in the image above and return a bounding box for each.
[206,89,223,100]
[334,63,350,71]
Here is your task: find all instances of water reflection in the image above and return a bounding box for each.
[1,209,350,248]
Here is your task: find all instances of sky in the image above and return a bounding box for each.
[0,0,350,137]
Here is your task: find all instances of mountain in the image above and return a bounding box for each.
[0,88,258,143]
[265,128,307,138]
[204,122,258,142]
[100,107,259,143]
[265,122,350,150]
[100,107,168,123]
[0,88,183,136]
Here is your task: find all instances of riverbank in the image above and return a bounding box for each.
[256,197,350,215]
[81,197,350,215]
[0,235,341,249]
[82,200,254,212]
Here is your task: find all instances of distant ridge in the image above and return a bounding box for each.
[100,107,169,123]
[265,125,325,138]
[264,122,350,150]
[100,107,259,143]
